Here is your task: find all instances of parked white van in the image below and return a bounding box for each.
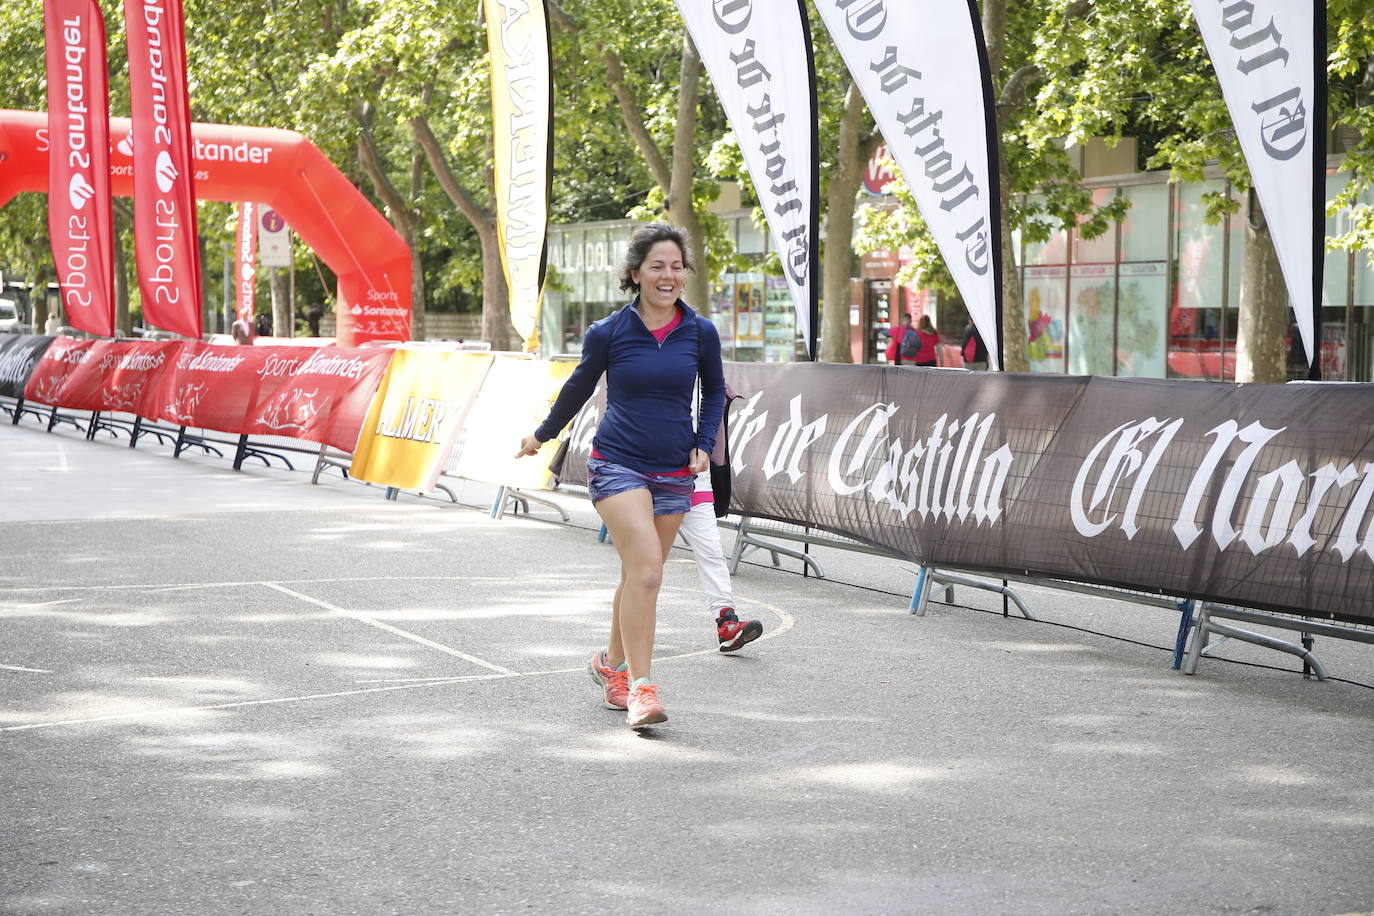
[0,298,21,333]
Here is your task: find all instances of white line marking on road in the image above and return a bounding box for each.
[136,676,248,684]
[0,574,629,593]
[0,593,796,733]
[0,598,82,609]
[0,664,53,674]
[0,673,518,733]
[260,581,517,676]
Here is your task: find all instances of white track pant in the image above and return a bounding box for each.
[678,500,734,618]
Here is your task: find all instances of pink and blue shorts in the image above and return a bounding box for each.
[587,456,694,516]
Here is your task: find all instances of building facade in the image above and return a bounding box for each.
[545,161,1374,381]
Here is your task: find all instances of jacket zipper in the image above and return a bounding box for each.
[629,304,689,349]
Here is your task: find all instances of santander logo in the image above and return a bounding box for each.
[68,173,95,210]
[117,134,134,157]
[154,151,178,193]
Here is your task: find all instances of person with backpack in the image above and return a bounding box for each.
[961,318,989,370]
[516,223,725,730]
[884,312,918,366]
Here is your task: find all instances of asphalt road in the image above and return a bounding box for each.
[2,416,1372,915]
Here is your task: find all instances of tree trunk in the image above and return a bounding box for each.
[355,115,427,344]
[406,239,427,341]
[668,34,708,312]
[479,220,515,349]
[997,149,1028,371]
[270,269,291,337]
[1234,191,1287,383]
[821,84,874,364]
[410,115,508,349]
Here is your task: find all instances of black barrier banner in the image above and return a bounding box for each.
[0,335,56,399]
[554,363,1374,624]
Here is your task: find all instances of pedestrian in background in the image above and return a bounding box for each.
[961,318,988,370]
[912,315,940,367]
[884,312,917,366]
[517,223,725,729]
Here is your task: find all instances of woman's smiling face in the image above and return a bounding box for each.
[631,240,686,309]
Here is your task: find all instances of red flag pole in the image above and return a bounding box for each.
[234,201,257,330]
[43,0,115,338]
[123,0,202,339]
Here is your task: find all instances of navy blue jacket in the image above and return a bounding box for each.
[535,299,725,474]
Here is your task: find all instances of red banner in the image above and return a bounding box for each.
[235,201,257,326]
[23,336,96,405]
[123,0,201,338]
[139,343,393,451]
[240,347,395,451]
[46,339,177,412]
[43,0,114,338]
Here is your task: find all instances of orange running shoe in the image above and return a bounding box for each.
[626,681,667,729]
[588,651,628,710]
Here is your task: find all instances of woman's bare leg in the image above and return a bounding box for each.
[596,489,684,683]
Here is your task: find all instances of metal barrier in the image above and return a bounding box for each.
[1181,604,1374,681]
[721,512,1373,681]
[11,393,1371,685]
[726,514,895,577]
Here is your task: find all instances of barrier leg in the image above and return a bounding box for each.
[910,565,931,616]
[1172,600,1197,670]
[233,435,249,470]
[129,416,143,448]
[727,519,748,575]
[1182,604,1212,675]
[173,426,188,458]
[1301,633,1314,680]
[490,485,508,519]
[10,396,21,425]
[47,406,60,432]
[86,411,99,441]
[311,443,330,484]
[598,523,609,543]
[1200,618,1329,680]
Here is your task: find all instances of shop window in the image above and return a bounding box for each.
[1025,266,1067,373]
[732,272,766,361]
[1170,180,1229,381]
[1116,183,1169,377]
[1068,264,1115,375]
[1022,195,1068,266]
[738,219,766,255]
[1071,188,1118,265]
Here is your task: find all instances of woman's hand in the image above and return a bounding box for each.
[515,434,543,458]
[688,448,709,474]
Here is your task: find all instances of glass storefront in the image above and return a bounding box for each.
[547,164,1374,380]
[547,212,799,363]
[1012,166,1374,381]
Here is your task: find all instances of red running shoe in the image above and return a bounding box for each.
[717,610,763,653]
[588,651,628,710]
[626,682,667,729]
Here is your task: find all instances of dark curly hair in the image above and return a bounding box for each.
[618,223,694,294]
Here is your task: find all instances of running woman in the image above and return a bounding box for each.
[517,223,725,729]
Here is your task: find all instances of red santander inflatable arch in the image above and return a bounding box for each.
[0,109,410,346]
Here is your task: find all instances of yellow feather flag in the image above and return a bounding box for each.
[484,0,552,353]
